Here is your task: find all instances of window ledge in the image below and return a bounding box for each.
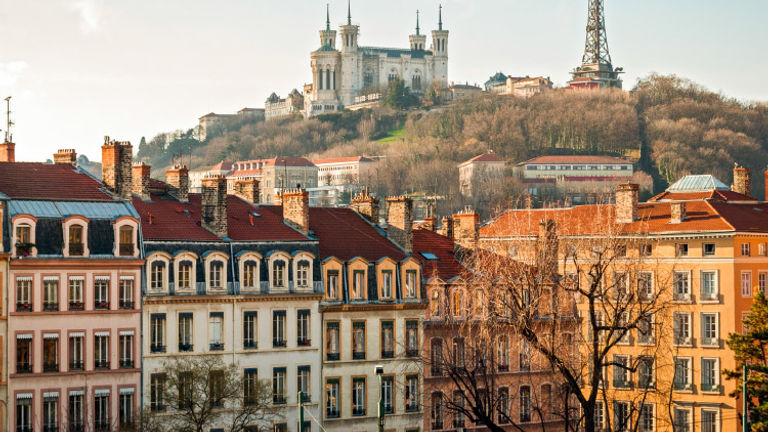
[699,299,720,304]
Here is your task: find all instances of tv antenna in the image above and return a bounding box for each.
[4,96,13,143]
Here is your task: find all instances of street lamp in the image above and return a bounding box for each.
[375,365,384,432]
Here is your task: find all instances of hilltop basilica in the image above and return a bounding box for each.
[303,3,449,117]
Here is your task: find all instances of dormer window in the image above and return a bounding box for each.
[326,270,339,300]
[405,270,418,299]
[16,224,31,244]
[243,261,259,290]
[209,262,224,290]
[69,225,84,256]
[352,270,365,300]
[119,226,134,257]
[381,270,393,299]
[272,260,286,289]
[150,263,165,291]
[296,261,310,289]
[12,216,37,257]
[177,261,194,290]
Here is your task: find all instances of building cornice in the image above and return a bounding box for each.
[10,258,144,269]
[321,302,427,313]
[144,293,323,305]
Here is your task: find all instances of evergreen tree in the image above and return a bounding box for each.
[383,78,419,109]
[725,290,768,432]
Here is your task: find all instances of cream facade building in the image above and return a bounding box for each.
[314,156,375,187]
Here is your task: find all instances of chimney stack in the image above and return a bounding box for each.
[439,216,454,240]
[453,207,479,247]
[234,179,260,204]
[282,189,310,234]
[101,136,133,199]
[732,164,751,197]
[387,196,413,253]
[166,165,189,203]
[615,183,639,224]
[537,218,559,280]
[54,149,77,165]
[132,163,151,200]
[670,202,686,224]
[201,176,228,237]
[350,188,380,225]
[422,201,437,231]
[0,140,15,162]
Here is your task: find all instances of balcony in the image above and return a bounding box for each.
[94,360,110,370]
[383,405,393,415]
[406,403,419,413]
[69,301,84,311]
[352,407,366,416]
[150,344,166,353]
[94,301,110,310]
[16,302,32,312]
[120,359,135,369]
[497,364,510,372]
[326,408,340,419]
[119,300,134,310]
[43,302,59,312]
[69,243,84,256]
[95,421,110,432]
[352,351,366,360]
[326,353,339,361]
[43,424,59,432]
[406,348,419,358]
[638,378,655,389]
[119,243,134,256]
[209,342,224,351]
[297,338,311,347]
[69,361,84,371]
[68,423,84,432]
[300,393,311,403]
[273,395,286,405]
[43,362,60,373]
[273,339,287,348]
[243,340,257,350]
[381,350,394,359]
[178,343,193,352]
[16,363,32,373]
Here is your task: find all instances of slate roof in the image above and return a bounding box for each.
[0,162,113,201]
[360,46,431,59]
[412,229,466,280]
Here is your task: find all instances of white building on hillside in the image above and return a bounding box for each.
[314,156,375,186]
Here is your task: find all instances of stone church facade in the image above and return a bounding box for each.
[305,4,449,117]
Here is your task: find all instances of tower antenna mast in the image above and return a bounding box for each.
[568,0,623,89]
[4,96,13,143]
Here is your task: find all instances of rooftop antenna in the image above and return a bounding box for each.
[326,4,331,31]
[347,0,351,25]
[438,4,443,31]
[416,10,420,35]
[4,96,13,143]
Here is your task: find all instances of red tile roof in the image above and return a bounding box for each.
[313,156,375,165]
[413,229,466,280]
[461,153,505,165]
[210,161,233,171]
[133,194,309,242]
[521,155,631,165]
[0,162,113,201]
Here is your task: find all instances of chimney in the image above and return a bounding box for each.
[132,163,151,200]
[453,207,479,247]
[386,196,413,253]
[422,201,437,231]
[350,188,380,225]
[166,165,189,203]
[0,141,15,162]
[439,216,454,240]
[732,164,751,197]
[537,219,558,279]
[615,183,639,224]
[670,202,686,224]
[53,149,77,165]
[101,136,133,199]
[234,179,260,204]
[282,189,310,234]
[201,176,228,237]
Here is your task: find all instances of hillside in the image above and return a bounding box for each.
[136,74,768,215]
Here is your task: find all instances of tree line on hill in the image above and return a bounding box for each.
[136,74,768,215]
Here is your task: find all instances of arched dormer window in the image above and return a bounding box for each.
[114,217,139,258]
[175,252,198,292]
[12,215,37,258]
[204,251,229,292]
[293,252,315,292]
[323,257,343,301]
[347,257,369,301]
[401,258,420,299]
[452,290,463,318]
[63,216,89,257]
[376,258,397,301]
[430,289,442,318]
[147,252,171,293]
[238,252,262,292]
[268,251,290,291]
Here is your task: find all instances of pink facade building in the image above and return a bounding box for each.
[1,147,142,432]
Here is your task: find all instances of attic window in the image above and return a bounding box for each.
[250,212,261,218]
[182,210,191,216]
[420,252,438,261]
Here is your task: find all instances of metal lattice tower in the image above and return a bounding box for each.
[582,0,612,65]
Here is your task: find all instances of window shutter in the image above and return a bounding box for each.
[700,312,705,342]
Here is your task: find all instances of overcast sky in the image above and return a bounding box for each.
[1,0,767,162]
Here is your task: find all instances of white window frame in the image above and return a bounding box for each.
[640,404,655,432]
[175,252,198,292]
[673,356,693,391]
[700,357,719,392]
[673,407,692,432]
[701,312,719,346]
[113,217,139,258]
[673,271,691,301]
[63,217,90,258]
[637,271,654,301]
[700,270,719,301]
[147,253,170,293]
[12,216,37,257]
[700,408,719,432]
[269,253,290,291]
[741,270,753,297]
[293,252,314,291]
[673,312,692,346]
[205,252,229,292]
[238,252,262,292]
[760,271,768,295]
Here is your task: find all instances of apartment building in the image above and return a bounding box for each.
[0,146,143,432]
[0,199,8,432]
[226,157,317,204]
[476,168,766,432]
[133,167,323,432]
[313,157,375,187]
[458,152,505,198]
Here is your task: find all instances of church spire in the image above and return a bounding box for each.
[416,10,420,35]
[326,3,330,31]
[438,4,443,31]
[347,0,351,25]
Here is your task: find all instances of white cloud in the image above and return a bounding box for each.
[0,61,28,87]
[71,0,103,34]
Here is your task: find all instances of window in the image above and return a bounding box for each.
[150,374,166,411]
[69,333,84,370]
[761,271,768,295]
[68,277,84,310]
[674,357,691,390]
[16,277,32,311]
[638,356,654,389]
[352,321,366,360]
[639,243,652,256]
[701,271,718,300]
[178,261,193,290]
[381,270,393,299]
[498,337,510,371]
[453,338,465,367]
[150,262,165,291]
[701,358,718,392]
[297,366,311,402]
[120,391,134,427]
[519,340,531,371]
[243,312,257,349]
[498,388,509,424]
[742,243,751,256]
[94,391,110,431]
[431,392,443,430]
[742,271,753,297]
[430,339,443,376]
[702,313,718,346]
[43,278,59,311]
[326,322,340,361]
[382,376,394,414]
[326,379,339,418]
[614,401,630,432]
[638,313,654,344]
[406,375,419,412]
[673,313,691,345]
[209,370,225,407]
[272,311,286,347]
[296,260,310,288]
[352,270,365,300]
[69,224,84,256]
[613,272,629,299]
[406,320,419,357]
[120,332,134,368]
[42,397,59,432]
[43,334,59,372]
[594,402,604,430]
[94,333,109,369]
[209,312,224,350]
[703,243,716,256]
[150,314,166,352]
[762,243,768,256]
[94,278,109,309]
[352,378,365,416]
[179,313,193,351]
[453,392,465,427]
[272,260,286,288]
[613,355,630,388]
[16,223,31,243]
[405,270,418,298]
[452,291,463,317]
[297,310,311,346]
[637,272,653,301]
[701,409,718,432]
[119,278,134,309]
[640,404,654,432]
[243,261,258,289]
[673,271,690,301]
[69,392,84,430]
[381,321,394,358]
[326,270,339,299]
[673,408,690,432]
[430,290,441,317]
[119,225,134,256]
[244,368,259,406]
[16,396,31,432]
[209,261,224,289]
[675,243,688,256]
[519,386,531,422]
